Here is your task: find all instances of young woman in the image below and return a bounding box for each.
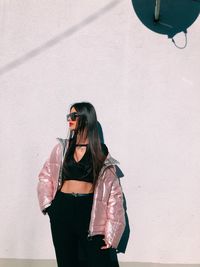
[37,102,125,267]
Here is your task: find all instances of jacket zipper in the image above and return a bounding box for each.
[87,164,114,238]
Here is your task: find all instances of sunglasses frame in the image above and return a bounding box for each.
[66,112,79,121]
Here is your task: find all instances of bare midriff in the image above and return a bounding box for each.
[61,180,93,194]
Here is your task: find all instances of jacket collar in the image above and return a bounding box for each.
[57,137,68,148]
[104,153,119,167]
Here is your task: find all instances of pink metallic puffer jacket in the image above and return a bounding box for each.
[37,138,125,248]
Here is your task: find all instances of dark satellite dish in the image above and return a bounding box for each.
[131,0,200,38]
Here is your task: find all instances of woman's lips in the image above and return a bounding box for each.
[69,122,74,127]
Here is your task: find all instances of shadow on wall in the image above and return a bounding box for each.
[98,122,130,266]
[131,0,200,38]
[0,0,122,76]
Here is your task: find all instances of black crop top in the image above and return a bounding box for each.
[61,143,108,183]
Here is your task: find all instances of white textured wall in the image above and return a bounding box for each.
[0,0,200,264]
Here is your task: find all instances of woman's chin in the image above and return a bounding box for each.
[69,126,76,131]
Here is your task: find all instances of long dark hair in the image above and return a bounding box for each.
[66,102,106,187]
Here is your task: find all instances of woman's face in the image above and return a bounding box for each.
[67,107,78,131]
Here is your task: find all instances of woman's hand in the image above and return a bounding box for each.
[101,239,112,249]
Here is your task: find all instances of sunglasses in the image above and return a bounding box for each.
[66,112,79,121]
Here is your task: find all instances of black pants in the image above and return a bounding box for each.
[47,191,112,267]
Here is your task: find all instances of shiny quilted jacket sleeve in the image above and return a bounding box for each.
[37,143,61,214]
[104,167,126,248]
